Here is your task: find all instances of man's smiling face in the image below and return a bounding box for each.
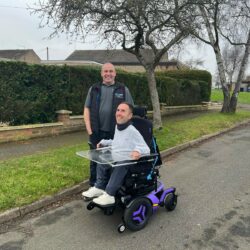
[116,103,132,124]
[101,63,116,85]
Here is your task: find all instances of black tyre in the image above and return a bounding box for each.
[124,198,152,231]
[164,193,177,211]
[87,202,95,210]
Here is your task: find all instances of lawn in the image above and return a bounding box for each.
[1,110,250,212]
[211,89,250,104]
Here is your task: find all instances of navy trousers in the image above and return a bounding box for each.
[95,164,130,196]
[89,130,112,186]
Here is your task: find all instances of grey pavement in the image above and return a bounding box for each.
[0,122,250,249]
[0,131,88,161]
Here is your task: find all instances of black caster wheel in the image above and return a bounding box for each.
[164,192,177,211]
[117,223,126,233]
[124,198,152,231]
[87,202,95,210]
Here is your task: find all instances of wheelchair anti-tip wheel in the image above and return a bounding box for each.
[117,223,126,233]
[164,192,177,211]
[124,197,152,231]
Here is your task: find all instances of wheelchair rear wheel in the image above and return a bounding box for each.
[124,197,152,231]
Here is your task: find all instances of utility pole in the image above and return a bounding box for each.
[46,47,49,60]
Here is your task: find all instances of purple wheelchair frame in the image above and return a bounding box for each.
[132,181,175,223]
[147,182,175,213]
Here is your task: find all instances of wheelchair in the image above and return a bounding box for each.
[77,106,177,233]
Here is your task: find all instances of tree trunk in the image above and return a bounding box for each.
[221,84,231,113]
[229,92,238,113]
[199,6,231,113]
[229,31,250,113]
[145,67,162,129]
[213,45,231,113]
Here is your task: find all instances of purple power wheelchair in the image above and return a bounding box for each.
[77,107,177,233]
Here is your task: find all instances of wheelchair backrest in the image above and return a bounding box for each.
[131,116,162,167]
[131,116,152,148]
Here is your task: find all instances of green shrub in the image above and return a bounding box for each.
[0,61,211,125]
[156,69,211,103]
[156,69,212,83]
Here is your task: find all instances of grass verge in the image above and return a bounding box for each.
[1,110,250,212]
[211,89,250,104]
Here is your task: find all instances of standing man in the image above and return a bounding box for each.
[84,63,134,186]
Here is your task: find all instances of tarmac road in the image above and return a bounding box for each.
[0,124,250,250]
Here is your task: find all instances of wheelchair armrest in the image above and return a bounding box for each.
[110,153,159,167]
[138,153,159,162]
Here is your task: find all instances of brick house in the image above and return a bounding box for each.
[0,49,41,64]
[65,49,188,72]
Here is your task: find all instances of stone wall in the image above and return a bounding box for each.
[0,110,84,143]
[146,104,209,118]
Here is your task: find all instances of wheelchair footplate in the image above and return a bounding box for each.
[87,201,116,215]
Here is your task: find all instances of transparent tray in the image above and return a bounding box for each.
[76,147,156,167]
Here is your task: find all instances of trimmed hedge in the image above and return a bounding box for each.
[0,61,211,125]
[156,69,212,103]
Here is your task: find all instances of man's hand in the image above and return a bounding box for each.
[89,133,99,149]
[131,151,141,160]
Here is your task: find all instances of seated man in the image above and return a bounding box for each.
[82,102,150,205]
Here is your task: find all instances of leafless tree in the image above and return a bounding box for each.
[214,70,221,89]
[222,45,244,89]
[34,0,197,129]
[183,58,204,69]
[224,1,250,112]
[188,0,250,113]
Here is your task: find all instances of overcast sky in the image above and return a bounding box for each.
[0,0,249,79]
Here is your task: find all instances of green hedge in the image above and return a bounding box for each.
[0,61,211,125]
[157,69,212,102]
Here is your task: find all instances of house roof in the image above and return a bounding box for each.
[65,49,170,65]
[0,49,40,60]
[41,60,102,66]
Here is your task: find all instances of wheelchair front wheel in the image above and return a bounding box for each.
[124,198,152,231]
[164,192,177,211]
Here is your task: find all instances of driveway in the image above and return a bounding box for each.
[0,124,250,250]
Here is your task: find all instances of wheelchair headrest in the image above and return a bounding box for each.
[133,106,147,118]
